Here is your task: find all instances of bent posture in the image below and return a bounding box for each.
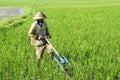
[28,12,54,66]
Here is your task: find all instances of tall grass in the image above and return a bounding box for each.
[0,0,120,80]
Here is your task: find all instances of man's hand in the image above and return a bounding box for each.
[47,35,51,38]
[38,36,43,40]
[35,36,43,40]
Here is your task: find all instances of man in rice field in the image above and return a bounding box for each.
[28,11,54,66]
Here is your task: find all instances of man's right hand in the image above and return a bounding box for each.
[35,36,43,40]
[38,36,43,40]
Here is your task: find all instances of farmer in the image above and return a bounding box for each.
[28,11,54,65]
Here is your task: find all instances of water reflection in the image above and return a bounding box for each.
[0,7,24,20]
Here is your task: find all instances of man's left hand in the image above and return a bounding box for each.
[47,35,51,38]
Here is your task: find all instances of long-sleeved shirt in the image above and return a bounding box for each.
[28,21,50,46]
[28,21,49,38]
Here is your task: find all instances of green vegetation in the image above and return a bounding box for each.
[0,0,120,80]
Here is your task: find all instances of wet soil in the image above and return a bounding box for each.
[0,7,24,20]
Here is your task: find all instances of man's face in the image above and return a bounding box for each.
[37,19,44,26]
[38,19,44,23]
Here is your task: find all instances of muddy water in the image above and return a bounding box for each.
[0,7,24,20]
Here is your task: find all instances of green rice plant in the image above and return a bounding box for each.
[0,0,120,80]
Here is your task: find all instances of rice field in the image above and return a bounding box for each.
[0,0,120,80]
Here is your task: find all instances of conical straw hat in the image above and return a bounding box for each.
[33,11,47,20]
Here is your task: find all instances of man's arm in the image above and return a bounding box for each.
[28,23,37,39]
